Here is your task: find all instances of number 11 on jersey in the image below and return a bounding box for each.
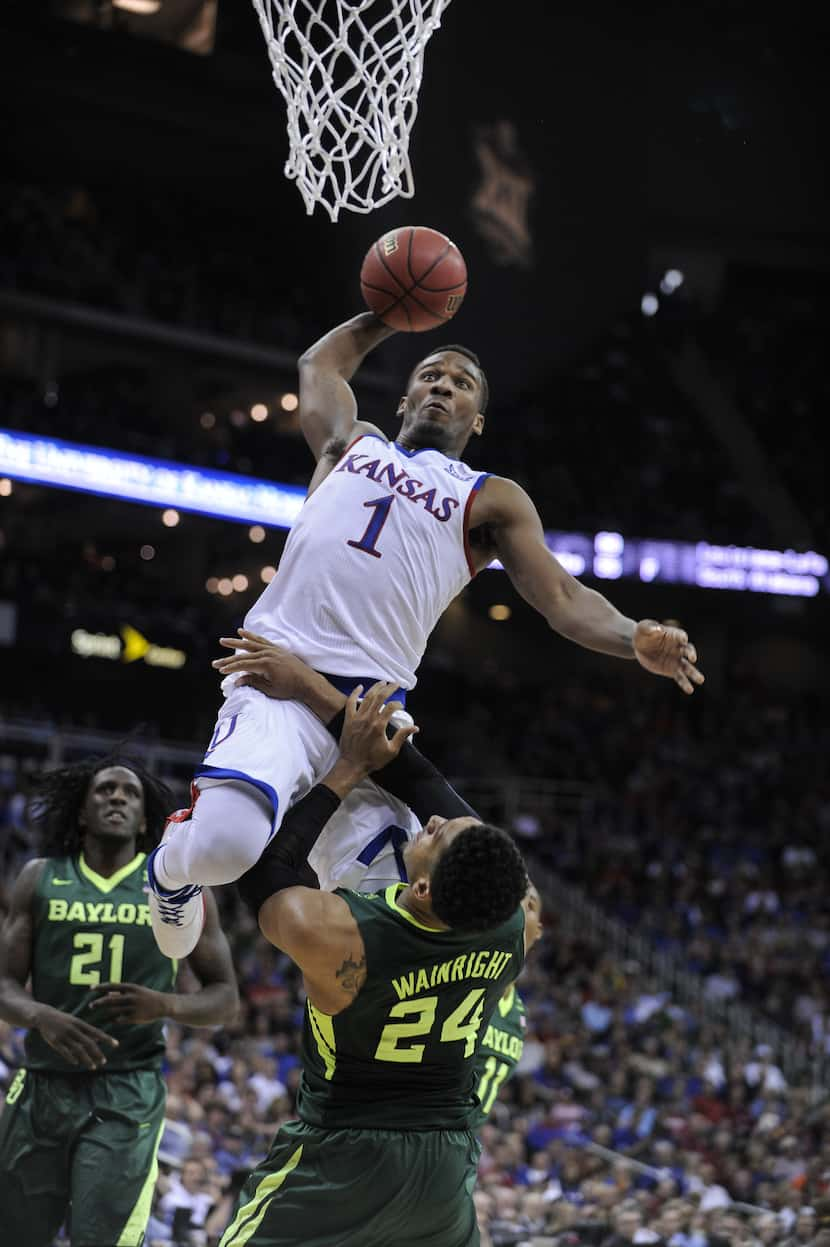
[347,494,394,559]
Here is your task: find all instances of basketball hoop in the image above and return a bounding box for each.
[250,0,454,221]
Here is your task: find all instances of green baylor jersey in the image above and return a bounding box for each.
[25,852,177,1073]
[298,884,525,1132]
[471,984,526,1127]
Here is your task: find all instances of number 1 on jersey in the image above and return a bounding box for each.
[347,494,394,559]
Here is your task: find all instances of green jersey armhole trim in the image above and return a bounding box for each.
[384,884,445,933]
[78,851,146,894]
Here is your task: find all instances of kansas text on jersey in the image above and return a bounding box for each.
[245,436,490,689]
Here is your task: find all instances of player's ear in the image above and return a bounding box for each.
[472,411,485,437]
[397,395,408,418]
[411,875,430,902]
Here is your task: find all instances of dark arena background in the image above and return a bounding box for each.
[2,1,830,1244]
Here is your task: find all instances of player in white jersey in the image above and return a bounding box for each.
[243,432,486,689]
[146,312,704,959]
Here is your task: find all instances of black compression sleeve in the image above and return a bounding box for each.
[323,709,479,822]
[376,744,479,821]
[237,783,341,917]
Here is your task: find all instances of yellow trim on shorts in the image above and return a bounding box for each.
[307,1002,337,1080]
[115,1116,165,1246]
[219,1145,304,1247]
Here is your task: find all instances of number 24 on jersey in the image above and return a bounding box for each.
[375,989,485,1063]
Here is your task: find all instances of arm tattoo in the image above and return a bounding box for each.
[335,952,367,998]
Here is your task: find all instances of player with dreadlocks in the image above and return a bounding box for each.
[0,754,239,1247]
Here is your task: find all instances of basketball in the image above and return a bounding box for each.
[360,226,468,332]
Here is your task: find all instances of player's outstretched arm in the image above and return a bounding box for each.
[298,312,397,461]
[89,890,239,1028]
[0,860,119,1069]
[479,477,704,695]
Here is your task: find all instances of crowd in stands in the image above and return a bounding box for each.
[2,872,828,1246]
[434,668,830,1067]
[474,925,830,1247]
[512,682,830,1062]
[2,663,830,1244]
[3,663,829,1058]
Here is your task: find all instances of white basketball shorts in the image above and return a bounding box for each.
[309,779,421,892]
[195,682,420,892]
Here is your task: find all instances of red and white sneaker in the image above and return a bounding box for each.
[145,787,205,959]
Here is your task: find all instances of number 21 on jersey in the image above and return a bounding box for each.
[69,932,125,986]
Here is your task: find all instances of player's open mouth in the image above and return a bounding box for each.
[424,401,448,414]
[105,809,126,822]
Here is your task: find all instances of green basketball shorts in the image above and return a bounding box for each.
[219,1119,482,1247]
[0,1066,166,1247]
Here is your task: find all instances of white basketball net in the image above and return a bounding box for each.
[250,0,454,221]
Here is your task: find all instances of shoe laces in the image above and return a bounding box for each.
[156,898,185,925]
[146,883,201,926]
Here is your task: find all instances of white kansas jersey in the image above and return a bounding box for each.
[245,435,489,689]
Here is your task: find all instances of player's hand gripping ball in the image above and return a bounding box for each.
[360,225,468,332]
